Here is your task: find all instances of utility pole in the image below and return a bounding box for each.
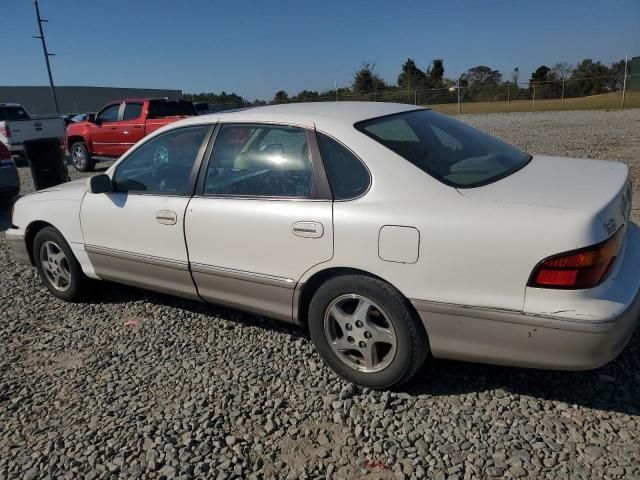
[621,55,628,110]
[561,77,565,110]
[33,0,59,115]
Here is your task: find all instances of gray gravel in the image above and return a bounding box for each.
[1,108,640,480]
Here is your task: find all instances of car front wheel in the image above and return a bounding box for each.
[70,142,95,172]
[308,274,428,389]
[34,227,87,301]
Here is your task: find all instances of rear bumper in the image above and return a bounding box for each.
[8,143,23,154]
[412,292,639,370]
[5,227,31,265]
[412,224,640,371]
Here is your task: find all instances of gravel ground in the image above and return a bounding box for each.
[1,109,640,480]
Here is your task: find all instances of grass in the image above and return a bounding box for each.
[428,90,640,115]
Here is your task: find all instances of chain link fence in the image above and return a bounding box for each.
[188,73,639,115]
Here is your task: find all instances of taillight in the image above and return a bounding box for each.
[528,228,624,289]
[0,124,11,138]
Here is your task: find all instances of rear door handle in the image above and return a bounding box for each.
[292,221,324,238]
[156,210,177,225]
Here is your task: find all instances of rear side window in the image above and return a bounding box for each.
[123,102,143,120]
[204,124,313,198]
[148,100,196,118]
[356,109,531,188]
[317,133,370,200]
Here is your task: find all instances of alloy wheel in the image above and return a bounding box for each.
[72,145,87,170]
[40,241,72,292]
[324,294,397,373]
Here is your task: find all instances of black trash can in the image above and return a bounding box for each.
[23,138,69,191]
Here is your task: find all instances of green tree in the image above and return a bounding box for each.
[273,90,289,103]
[567,59,611,96]
[294,90,320,102]
[460,66,502,86]
[609,59,630,90]
[353,62,387,94]
[427,59,445,88]
[397,58,426,90]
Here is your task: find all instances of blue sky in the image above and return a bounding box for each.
[1,0,638,100]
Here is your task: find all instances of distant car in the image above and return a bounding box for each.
[0,141,19,204]
[69,113,92,123]
[60,114,79,126]
[0,103,65,157]
[193,102,211,115]
[65,98,196,172]
[7,102,640,389]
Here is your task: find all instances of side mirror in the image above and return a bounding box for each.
[93,116,103,126]
[87,113,96,123]
[87,174,113,194]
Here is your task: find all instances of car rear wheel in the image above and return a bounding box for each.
[70,142,95,172]
[308,274,428,389]
[34,227,87,301]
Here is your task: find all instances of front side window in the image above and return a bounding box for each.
[122,102,143,121]
[203,124,313,198]
[317,133,370,200]
[356,109,531,188]
[97,104,120,123]
[113,126,209,195]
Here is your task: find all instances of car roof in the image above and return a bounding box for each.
[173,102,425,131]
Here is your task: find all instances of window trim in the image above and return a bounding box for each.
[315,130,371,201]
[354,109,533,189]
[194,122,332,201]
[111,124,216,197]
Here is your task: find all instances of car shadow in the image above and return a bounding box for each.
[400,332,640,416]
[89,280,308,338]
[88,280,640,415]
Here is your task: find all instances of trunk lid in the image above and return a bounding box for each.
[459,155,631,235]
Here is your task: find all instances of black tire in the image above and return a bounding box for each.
[308,274,428,389]
[70,142,95,172]
[33,227,87,301]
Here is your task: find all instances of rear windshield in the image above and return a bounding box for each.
[0,106,31,121]
[355,109,531,188]
[148,100,196,118]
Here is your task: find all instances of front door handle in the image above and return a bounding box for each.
[156,210,177,225]
[292,221,324,238]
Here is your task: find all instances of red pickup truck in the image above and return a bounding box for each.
[65,98,196,171]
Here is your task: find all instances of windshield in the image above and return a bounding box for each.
[0,106,31,121]
[355,109,531,188]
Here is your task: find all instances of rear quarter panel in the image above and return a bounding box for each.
[300,121,601,313]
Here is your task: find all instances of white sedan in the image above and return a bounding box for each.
[7,102,639,388]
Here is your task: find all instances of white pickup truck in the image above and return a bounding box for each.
[0,103,65,156]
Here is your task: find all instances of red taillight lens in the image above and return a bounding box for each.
[529,228,624,289]
[0,124,11,138]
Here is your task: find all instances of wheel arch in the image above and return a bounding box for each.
[295,266,423,330]
[24,220,56,265]
[67,135,88,151]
